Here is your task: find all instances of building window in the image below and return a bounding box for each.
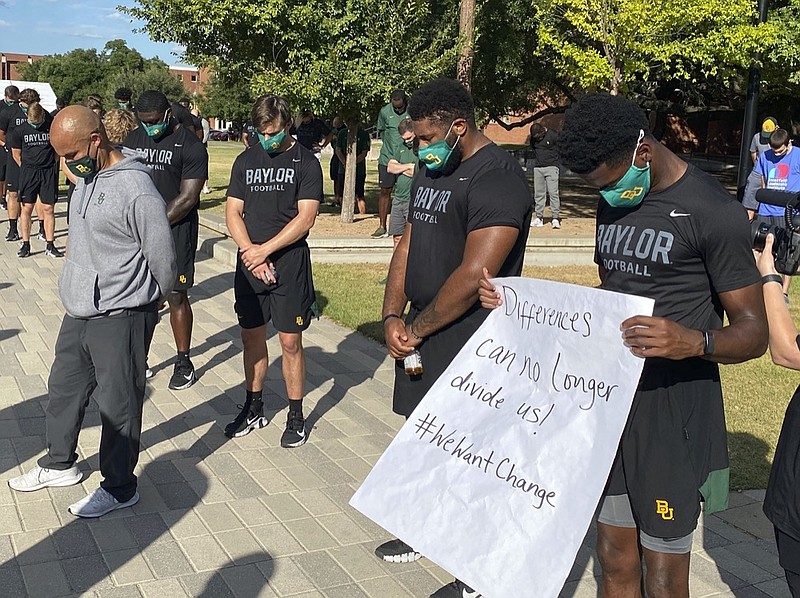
[191,74,197,82]
[176,74,183,80]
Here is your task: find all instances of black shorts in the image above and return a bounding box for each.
[338,173,366,197]
[6,153,19,191]
[393,306,488,417]
[0,145,7,181]
[171,211,198,291]
[19,166,58,205]
[602,358,729,539]
[378,163,397,189]
[330,155,341,182]
[234,244,317,332]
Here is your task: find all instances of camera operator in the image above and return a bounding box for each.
[756,234,800,595]
[755,129,800,298]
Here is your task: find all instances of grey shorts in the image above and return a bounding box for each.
[598,494,694,554]
[388,200,409,237]
[742,170,762,210]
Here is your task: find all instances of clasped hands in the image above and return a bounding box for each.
[240,244,276,285]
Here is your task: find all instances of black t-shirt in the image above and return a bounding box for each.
[530,129,560,168]
[227,141,323,245]
[122,124,209,219]
[170,102,196,132]
[595,164,759,331]
[9,111,55,168]
[0,103,28,138]
[295,119,331,151]
[405,143,533,308]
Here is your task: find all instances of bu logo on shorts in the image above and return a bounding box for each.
[179,274,187,284]
[296,316,304,325]
[655,499,674,520]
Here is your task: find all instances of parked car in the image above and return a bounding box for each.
[209,129,229,141]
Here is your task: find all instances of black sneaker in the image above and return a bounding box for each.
[0,200,6,210]
[168,359,196,390]
[430,580,481,598]
[375,539,421,563]
[280,410,307,448]
[225,397,267,438]
[17,242,30,258]
[45,244,63,258]
[6,229,19,242]
[37,230,46,241]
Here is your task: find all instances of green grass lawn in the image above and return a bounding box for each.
[313,262,798,490]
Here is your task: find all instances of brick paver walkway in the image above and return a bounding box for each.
[0,211,792,597]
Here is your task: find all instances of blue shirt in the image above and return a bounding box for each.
[756,147,800,216]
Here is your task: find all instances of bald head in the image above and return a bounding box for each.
[51,105,106,158]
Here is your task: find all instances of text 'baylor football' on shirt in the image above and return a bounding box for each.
[405,143,533,309]
[122,123,208,223]
[9,111,55,168]
[227,142,323,246]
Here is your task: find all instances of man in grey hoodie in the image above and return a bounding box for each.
[7,106,177,518]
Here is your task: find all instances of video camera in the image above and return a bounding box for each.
[752,189,800,275]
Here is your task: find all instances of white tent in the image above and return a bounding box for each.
[0,80,57,112]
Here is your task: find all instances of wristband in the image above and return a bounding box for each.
[409,324,423,341]
[762,274,784,285]
[382,313,402,325]
[702,330,715,356]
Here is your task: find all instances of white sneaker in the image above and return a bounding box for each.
[531,217,544,228]
[145,367,154,380]
[8,465,82,492]
[552,218,561,229]
[69,487,139,518]
[202,186,211,194]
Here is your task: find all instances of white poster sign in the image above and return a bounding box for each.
[350,277,654,598]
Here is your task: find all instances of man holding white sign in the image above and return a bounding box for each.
[377,78,532,597]
[481,94,768,596]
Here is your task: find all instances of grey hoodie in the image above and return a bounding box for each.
[59,156,177,318]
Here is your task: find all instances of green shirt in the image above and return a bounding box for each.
[390,144,417,204]
[337,127,371,177]
[376,103,409,166]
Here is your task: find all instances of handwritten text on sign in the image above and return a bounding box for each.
[350,277,654,598]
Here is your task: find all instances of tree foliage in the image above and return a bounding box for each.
[197,67,254,129]
[16,39,186,106]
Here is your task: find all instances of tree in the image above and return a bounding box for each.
[16,39,184,107]
[125,0,460,222]
[197,68,253,131]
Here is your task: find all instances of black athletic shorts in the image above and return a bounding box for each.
[378,163,397,189]
[234,243,317,333]
[330,154,341,182]
[6,153,19,191]
[602,357,729,539]
[393,306,488,417]
[171,210,198,291]
[19,166,58,205]
[337,173,366,197]
[0,145,7,181]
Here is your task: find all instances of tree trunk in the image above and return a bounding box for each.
[456,0,476,90]
[340,120,359,223]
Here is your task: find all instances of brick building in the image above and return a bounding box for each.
[0,52,43,81]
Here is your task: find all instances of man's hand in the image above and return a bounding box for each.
[620,315,703,360]
[251,261,277,285]
[385,318,415,359]
[478,267,502,309]
[754,233,778,277]
[241,244,269,271]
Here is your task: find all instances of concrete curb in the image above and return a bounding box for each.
[197,213,597,265]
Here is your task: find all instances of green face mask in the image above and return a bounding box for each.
[599,130,651,208]
[141,110,169,139]
[27,120,40,130]
[19,105,28,114]
[119,102,130,109]
[4,100,13,107]
[257,129,286,153]
[418,123,458,171]
[65,143,97,180]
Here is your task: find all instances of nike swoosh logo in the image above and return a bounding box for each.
[459,177,470,181]
[292,158,301,162]
[183,373,193,381]
[174,144,182,147]
[669,210,691,217]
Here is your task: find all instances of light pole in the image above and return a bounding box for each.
[737,0,770,200]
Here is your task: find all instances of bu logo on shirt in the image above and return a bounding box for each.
[74,163,92,175]
[655,499,674,520]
